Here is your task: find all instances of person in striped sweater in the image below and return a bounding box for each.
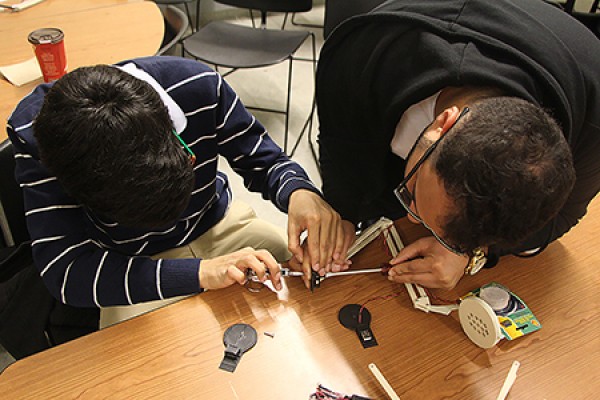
[7,56,352,327]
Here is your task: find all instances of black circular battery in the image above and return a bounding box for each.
[338,303,372,329]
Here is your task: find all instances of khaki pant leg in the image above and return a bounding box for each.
[100,200,289,328]
[188,200,291,262]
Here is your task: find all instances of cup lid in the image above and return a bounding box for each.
[28,28,64,45]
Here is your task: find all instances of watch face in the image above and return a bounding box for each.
[469,257,486,275]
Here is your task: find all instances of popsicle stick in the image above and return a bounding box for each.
[497,361,520,400]
[368,363,401,400]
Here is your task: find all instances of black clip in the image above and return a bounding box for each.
[219,344,243,372]
[310,270,324,292]
[355,323,378,349]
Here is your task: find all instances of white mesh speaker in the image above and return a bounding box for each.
[458,296,503,348]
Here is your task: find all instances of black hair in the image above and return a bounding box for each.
[433,97,575,251]
[34,65,194,228]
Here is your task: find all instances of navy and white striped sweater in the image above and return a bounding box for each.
[7,56,318,308]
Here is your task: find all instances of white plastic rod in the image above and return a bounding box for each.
[325,268,385,278]
[368,363,401,400]
[496,360,520,400]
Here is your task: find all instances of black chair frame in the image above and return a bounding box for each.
[183,0,317,154]
[156,5,190,56]
[153,0,201,33]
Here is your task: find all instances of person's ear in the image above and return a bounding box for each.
[433,106,462,136]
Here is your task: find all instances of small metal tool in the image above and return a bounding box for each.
[244,266,304,292]
[245,267,304,283]
[245,264,391,292]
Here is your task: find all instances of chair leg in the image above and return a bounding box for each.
[563,0,576,13]
[183,2,195,32]
[289,33,320,175]
[282,12,289,30]
[290,95,317,159]
[284,58,293,153]
[195,0,201,32]
[307,32,319,172]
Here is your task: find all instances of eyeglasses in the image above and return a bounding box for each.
[172,129,196,165]
[393,107,470,255]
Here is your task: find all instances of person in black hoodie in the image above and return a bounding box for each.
[316,0,600,289]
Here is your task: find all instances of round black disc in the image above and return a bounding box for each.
[338,303,371,330]
[223,323,258,352]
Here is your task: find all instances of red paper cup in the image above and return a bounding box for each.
[28,28,67,83]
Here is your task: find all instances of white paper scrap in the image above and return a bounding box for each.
[0,57,42,87]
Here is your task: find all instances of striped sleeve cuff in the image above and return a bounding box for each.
[159,258,203,298]
[276,178,322,213]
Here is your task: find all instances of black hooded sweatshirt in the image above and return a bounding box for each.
[317,0,600,259]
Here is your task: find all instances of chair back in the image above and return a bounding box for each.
[215,0,311,14]
[0,140,28,248]
[157,5,190,56]
[324,0,385,39]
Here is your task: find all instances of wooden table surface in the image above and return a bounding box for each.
[0,0,164,141]
[0,196,598,399]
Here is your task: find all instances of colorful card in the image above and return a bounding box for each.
[465,282,541,341]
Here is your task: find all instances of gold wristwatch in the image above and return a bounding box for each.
[464,247,487,275]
